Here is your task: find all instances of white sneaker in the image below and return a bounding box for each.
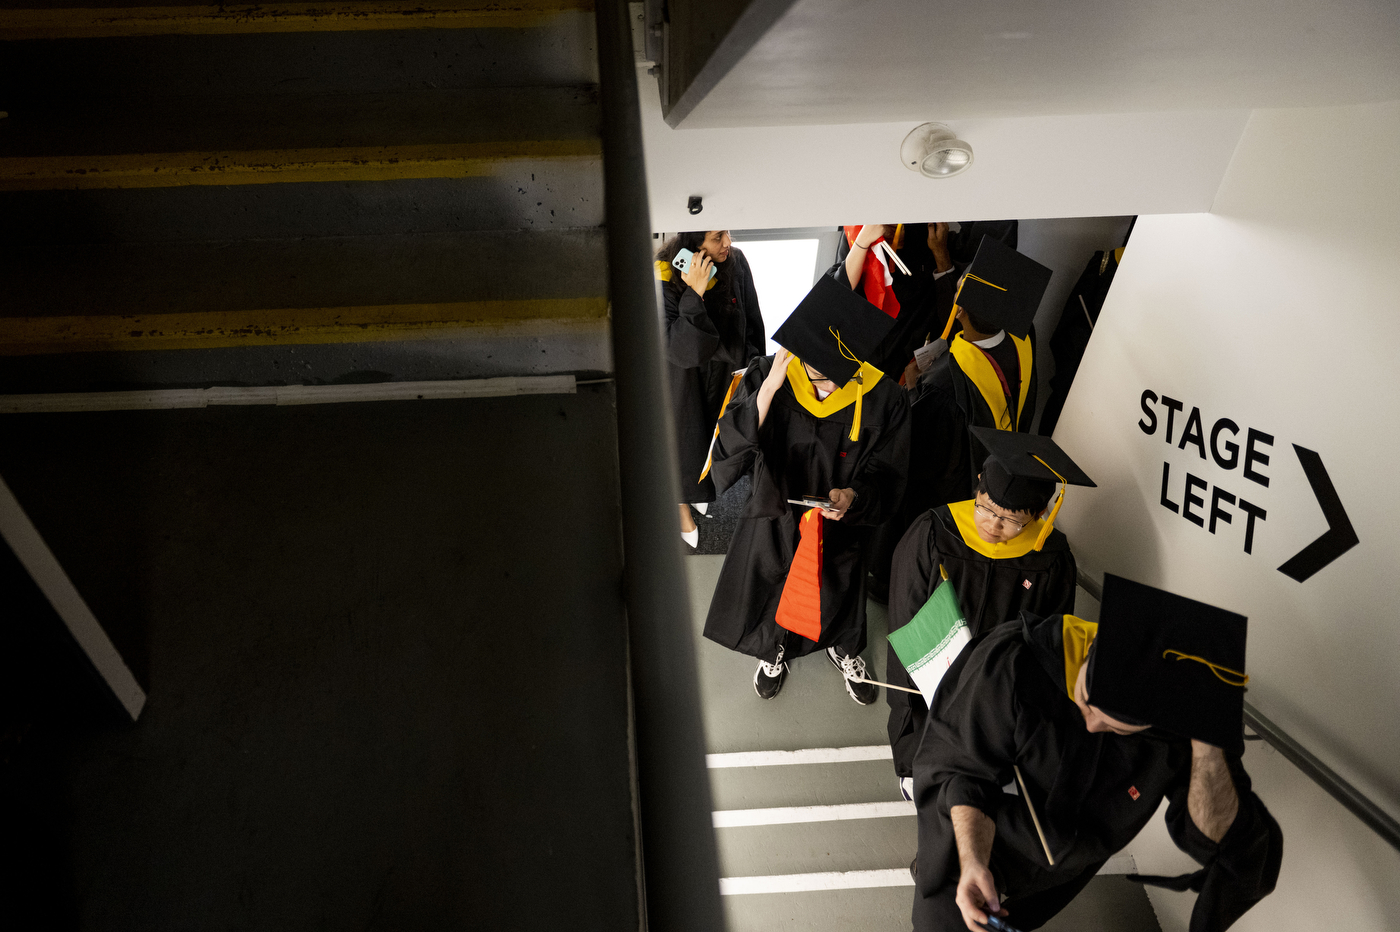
[681,527,699,548]
[827,647,879,705]
[692,502,709,516]
[899,776,914,801]
[754,648,787,699]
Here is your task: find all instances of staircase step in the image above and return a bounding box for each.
[0,1,595,41]
[0,86,600,158]
[0,166,604,245]
[688,554,894,755]
[715,816,916,878]
[0,324,615,394]
[721,884,914,932]
[709,756,901,811]
[2,229,607,319]
[1,16,598,104]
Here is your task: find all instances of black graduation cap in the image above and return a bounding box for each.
[1088,574,1249,755]
[969,427,1095,549]
[773,274,896,385]
[947,236,1053,339]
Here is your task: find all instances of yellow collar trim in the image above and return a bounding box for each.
[787,356,884,441]
[1062,615,1098,701]
[949,333,1033,431]
[654,259,717,291]
[948,499,1044,559]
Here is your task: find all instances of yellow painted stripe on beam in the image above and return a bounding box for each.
[0,141,601,191]
[0,299,610,355]
[0,2,594,40]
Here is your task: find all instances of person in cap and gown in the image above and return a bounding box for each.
[860,221,1020,600]
[1038,244,1126,438]
[704,276,911,702]
[655,230,765,548]
[907,236,1054,509]
[886,430,1090,800]
[912,575,1282,931]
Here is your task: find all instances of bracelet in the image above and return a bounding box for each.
[854,241,873,249]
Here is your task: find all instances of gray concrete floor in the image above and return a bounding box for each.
[685,554,1162,932]
[0,387,641,930]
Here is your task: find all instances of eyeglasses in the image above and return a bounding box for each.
[974,502,1029,530]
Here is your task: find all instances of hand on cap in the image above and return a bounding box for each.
[765,348,794,388]
[928,222,954,273]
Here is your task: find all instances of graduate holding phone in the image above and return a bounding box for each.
[703,276,910,702]
[654,231,765,548]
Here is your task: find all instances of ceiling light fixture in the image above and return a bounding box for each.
[900,123,974,178]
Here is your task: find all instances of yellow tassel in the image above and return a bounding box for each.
[827,326,867,442]
[940,273,1009,340]
[1162,650,1250,687]
[1030,454,1066,552]
[849,377,863,442]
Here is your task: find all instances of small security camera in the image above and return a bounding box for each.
[687,196,703,215]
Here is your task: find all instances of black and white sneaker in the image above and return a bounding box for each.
[827,647,879,705]
[899,776,914,801]
[753,649,787,699]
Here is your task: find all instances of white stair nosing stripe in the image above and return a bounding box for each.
[720,868,914,895]
[0,375,577,413]
[706,745,893,768]
[712,800,914,828]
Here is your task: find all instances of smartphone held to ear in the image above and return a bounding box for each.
[672,248,719,282]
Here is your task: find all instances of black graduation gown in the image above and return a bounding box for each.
[1039,248,1121,437]
[703,355,911,661]
[908,327,1038,509]
[885,505,1077,777]
[661,247,765,502]
[912,614,1283,932]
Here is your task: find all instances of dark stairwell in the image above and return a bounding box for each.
[0,3,718,928]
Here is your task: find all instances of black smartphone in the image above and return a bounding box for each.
[980,916,1024,932]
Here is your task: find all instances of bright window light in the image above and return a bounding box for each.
[731,239,821,354]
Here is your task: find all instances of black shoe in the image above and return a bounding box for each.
[827,647,879,705]
[753,654,787,699]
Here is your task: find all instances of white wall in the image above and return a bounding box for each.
[639,66,1249,232]
[1054,100,1400,929]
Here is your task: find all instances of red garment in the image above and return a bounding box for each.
[844,225,901,319]
[774,508,823,641]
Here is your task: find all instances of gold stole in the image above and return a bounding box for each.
[947,499,1044,559]
[787,356,884,442]
[1061,615,1099,701]
[949,333,1033,431]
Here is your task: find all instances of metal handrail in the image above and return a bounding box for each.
[595,2,727,930]
[1075,569,1400,854]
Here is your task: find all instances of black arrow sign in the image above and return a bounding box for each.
[1277,445,1359,583]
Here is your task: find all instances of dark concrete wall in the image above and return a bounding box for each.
[0,385,640,930]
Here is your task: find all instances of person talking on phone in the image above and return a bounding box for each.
[654,231,765,549]
[702,276,910,702]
